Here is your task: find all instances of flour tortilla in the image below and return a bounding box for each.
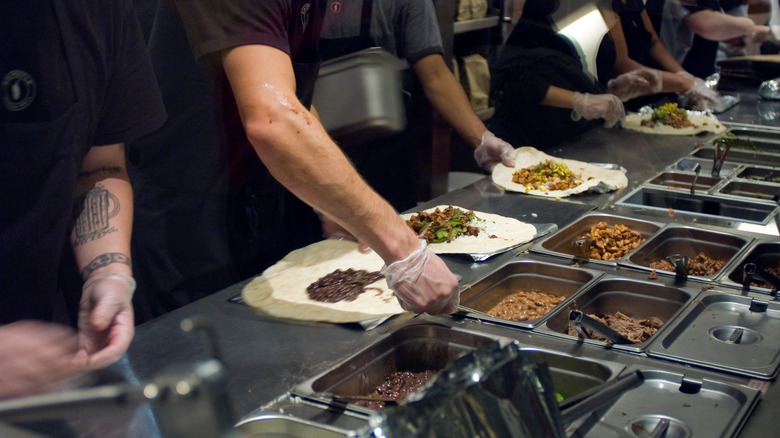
[242,239,405,323]
[400,205,537,255]
[623,112,726,135]
[491,147,628,197]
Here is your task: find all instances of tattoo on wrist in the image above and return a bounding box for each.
[73,183,120,246]
[78,166,122,179]
[81,253,131,280]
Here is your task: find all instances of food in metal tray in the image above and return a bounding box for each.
[487,290,565,321]
[579,221,645,261]
[567,311,663,344]
[353,370,438,409]
[649,252,726,277]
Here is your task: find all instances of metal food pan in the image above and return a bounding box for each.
[669,157,740,177]
[646,291,780,379]
[615,186,779,224]
[236,409,364,438]
[646,171,722,192]
[570,366,761,438]
[693,146,780,167]
[529,213,663,266]
[737,165,780,184]
[292,322,623,414]
[620,225,751,282]
[717,180,780,202]
[725,126,780,144]
[721,241,780,294]
[458,259,604,329]
[291,322,503,412]
[535,277,698,353]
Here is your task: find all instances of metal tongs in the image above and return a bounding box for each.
[742,262,780,291]
[712,139,731,178]
[569,310,633,344]
[666,254,689,281]
[677,159,702,195]
[559,370,644,427]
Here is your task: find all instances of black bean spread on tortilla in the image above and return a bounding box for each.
[405,206,481,244]
[307,268,385,303]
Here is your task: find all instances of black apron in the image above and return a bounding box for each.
[316,0,418,211]
[0,0,87,323]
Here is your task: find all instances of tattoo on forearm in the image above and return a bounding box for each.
[73,183,120,246]
[78,166,122,179]
[81,253,131,280]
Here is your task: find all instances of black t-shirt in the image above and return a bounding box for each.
[0,0,166,322]
[613,0,654,67]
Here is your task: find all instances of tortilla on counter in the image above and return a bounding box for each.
[623,111,726,136]
[491,147,628,197]
[401,205,537,255]
[242,239,404,323]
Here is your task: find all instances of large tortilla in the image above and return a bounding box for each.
[491,147,628,197]
[242,239,405,323]
[400,205,537,255]
[623,112,726,135]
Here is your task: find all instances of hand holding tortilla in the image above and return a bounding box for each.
[623,103,726,135]
[401,205,537,255]
[491,147,628,197]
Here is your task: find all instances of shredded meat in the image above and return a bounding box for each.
[580,222,645,260]
[748,263,780,290]
[405,206,480,244]
[306,268,384,303]
[487,290,565,321]
[568,311,664,344]
[649,252,726,277]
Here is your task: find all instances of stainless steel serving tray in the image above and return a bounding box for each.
[569,365,761,438]
[619,225,752,282]
[290,321,624,415]
[646,290,780,379]
[534,276,699,354]
[669,156,741,178]
[457,259,604,329]
[529,212,664,267]
[646,171,724,192]
[693,145,780,167]
[720,240,780,295]
[236,396,367,438]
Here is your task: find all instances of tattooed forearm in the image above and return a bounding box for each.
[72,183,120,246]
[78,166,122,180]
[81,253,131,280]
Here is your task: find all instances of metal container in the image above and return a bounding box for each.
[646,291,780,379]
[236,398,367,438]
[717,179,780,202]
[615,186,779,225]
[721,240,780,294]
[458,259,604,329]
[535,277,698,353]
[736,165,780,184]
[570,366,761,438]
[530,213,663,267]
[620,225,751,282]
[692,146,780,167]
[669,157,740,178]
[646,171,722,192]
[291,322,623,414]
[312,47,408,145]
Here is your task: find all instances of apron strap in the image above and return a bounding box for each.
[359,0,373,40]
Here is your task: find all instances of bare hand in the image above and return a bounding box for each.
[79,272,136,369]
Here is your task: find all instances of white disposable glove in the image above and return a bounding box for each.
[607,69,663,101]
[571,92,625,128]
[381,240,460,315]
[78,271,136,368]
[677,71,721,110]
[474,131,515,172]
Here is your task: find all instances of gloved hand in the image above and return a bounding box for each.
[607,69,663,101]
[78,271,136,369]
[381,240,459,315]
[0,320,87,399]
[474,131,515,172]
[676,71,721,110]
[571,92,625,128]
[316,210,371,253]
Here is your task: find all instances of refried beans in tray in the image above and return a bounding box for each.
[487,290,565,321]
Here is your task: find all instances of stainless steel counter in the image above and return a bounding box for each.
[5,86,780,437]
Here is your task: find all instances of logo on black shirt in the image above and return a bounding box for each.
[2,70,36,112]
[301,3,311,32]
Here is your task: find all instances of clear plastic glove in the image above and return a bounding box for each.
[381,240,459,315]
[0,320,88,399]
[316,210,371,253]
[78,271,136,369]
[677,71,721,110]
[571,92,625,128]
[607,69,663,101]
[473,131,515,172]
